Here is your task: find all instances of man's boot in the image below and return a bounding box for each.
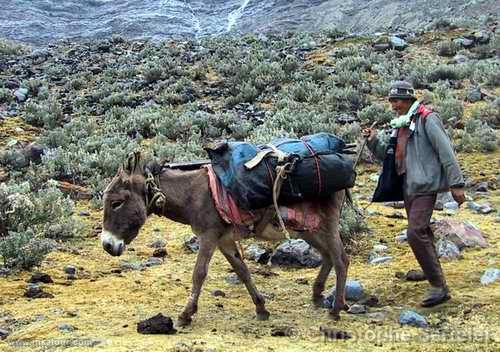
[407,227,451,307]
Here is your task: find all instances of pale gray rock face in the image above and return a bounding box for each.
[2,1,499,45]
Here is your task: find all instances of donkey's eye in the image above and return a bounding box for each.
[111,200,124,210]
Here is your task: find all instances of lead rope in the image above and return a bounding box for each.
[272,161,295,239]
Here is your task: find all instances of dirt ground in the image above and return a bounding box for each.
[0,151,499,352]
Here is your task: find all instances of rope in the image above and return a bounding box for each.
[272,161,295,239]
[145,170,167,214]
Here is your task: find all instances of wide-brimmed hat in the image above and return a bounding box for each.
[388,80,416,100]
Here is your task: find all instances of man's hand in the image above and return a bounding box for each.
[362,128,377,141]
[451,187,466,206]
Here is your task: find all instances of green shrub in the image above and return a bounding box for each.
[433,97,463,125]
[428,65,462,82]
[437,41,460,57]
[454,118,497,152]
[340,204,368,245]
[358,103,393,124]
[143,63,164,83]
[0,231,53,270]
[0,39,26,56]
[322,26,347,40]
[0,88,12,103]
[24,97,64,129]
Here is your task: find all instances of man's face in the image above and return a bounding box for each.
[389,98,412,116]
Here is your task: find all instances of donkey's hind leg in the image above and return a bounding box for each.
[218,235,270,321]
[177,232,218,327]
[303,234,333,307]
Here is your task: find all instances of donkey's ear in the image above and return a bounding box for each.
[123,151,144,175]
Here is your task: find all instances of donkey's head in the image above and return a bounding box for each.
[101,152,148,256]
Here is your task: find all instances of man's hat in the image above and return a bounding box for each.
[388,80,416,100]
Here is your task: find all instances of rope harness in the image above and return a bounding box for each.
[145,169,167,214]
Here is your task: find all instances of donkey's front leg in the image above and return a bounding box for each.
[177,233,218,327]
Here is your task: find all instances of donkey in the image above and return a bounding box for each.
[100,152,350,327]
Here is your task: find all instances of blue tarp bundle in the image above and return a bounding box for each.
[207,132,355,210]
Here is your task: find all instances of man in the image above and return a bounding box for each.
[363,80,465,307]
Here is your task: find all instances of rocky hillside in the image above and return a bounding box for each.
[0,21,499,351]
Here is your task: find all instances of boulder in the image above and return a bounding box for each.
[435,192,455,210]
[14,87,28,102]
[325,280,364,307]
[28,272,53,284]
[399,310,428,328]
[431,219,488,249]
[454,37,474,48]
[270,239,322,268]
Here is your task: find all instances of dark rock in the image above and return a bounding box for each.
[431,219,488,249]
[184,235,199,253]
[474,30,491,44]
[0,328,9,340]
[23,143,46,164]
[89,66,102,74]
[28,272,53,284]
[383,201,405,209]
[271,326,296,337]
[24,284,54,299]
[244,244,271,264]
[137,313,176,334]
[466,86,483,103]
[399,310,428,328]
[480,268,500,285]
[5,79,20,89]
[152,248,168,258]
[79,210,90,217]
[347,304,367,314]
[319,326,352,340]
[120,262,144,271]
[359,295,380,307]
[211,289,226,297]
[405,269,426,281]
[373,43,391,52]
[437,239,461,260]
[295,277,309,285]
[270,239,322,268]
[63,265,77,275]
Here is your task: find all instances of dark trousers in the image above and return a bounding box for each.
[404,194,446,288]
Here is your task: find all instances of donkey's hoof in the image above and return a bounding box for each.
[313,295,328,308]
[257,310,270,321]
[176,316,192,327]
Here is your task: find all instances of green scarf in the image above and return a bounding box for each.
[390,100,420,129]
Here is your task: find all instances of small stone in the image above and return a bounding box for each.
[137,313,176,334]
[149,240,167,249]
[390,36,408,50]
[369,256,393,264]
[473,182,489,192]
[184,235,199,253]
[437,239,461,260]
[454,37,474,48]
[0,328,9,340]
[270,326,296,337]
[63,265,77,275]
[360,295,380,307]
[405,269,426,281]
[387,211,405,219]
[367,312,387,324]
[225,273,241,285]
[373,244,388,253]
[348,304,367,314]
[326,280,364,307]
[28,272,53,284]
[144,257,163,267]
[295,277,309,285]
[58,323,76,332]
[120,262,144,271]
[319,326,352,340]
[399,310,428,328]
[152,248,168,258]
[449,54,468,64]
[480,268,500,285]
[270,239,322,268]
[443,201,459,210]
[211,289,226,297]
[79,210,90,217]
[395,230,408,243]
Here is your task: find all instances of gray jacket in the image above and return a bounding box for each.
[367,111,464,196]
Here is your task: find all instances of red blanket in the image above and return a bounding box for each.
[204,165,320,233]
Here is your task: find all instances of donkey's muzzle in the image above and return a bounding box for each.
[101,230,125,256]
